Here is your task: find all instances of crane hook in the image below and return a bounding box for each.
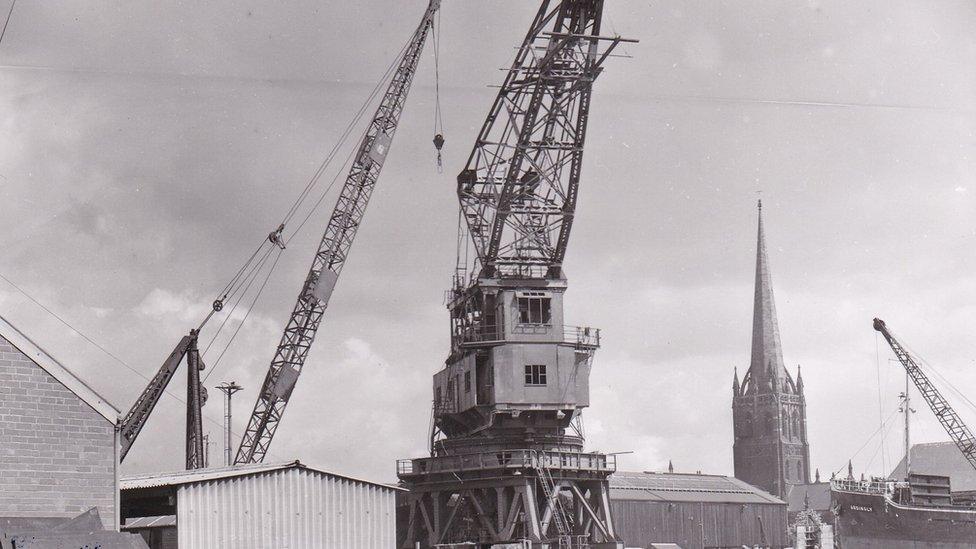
[433,133,445,173]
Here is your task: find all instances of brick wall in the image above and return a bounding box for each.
[0,334,116,529]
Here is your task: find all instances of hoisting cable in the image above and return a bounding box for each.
[201,244,278,356]
[0,270,280,457]
[832,406,900,478]
[278,33,415,230]
[196,29,416,343]
[874,332,887,474]
[431,8,445,173]
[203,247,284,383]
[885,326,976,416]
[284,135,361,246]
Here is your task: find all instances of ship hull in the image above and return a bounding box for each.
[832,488,976,548]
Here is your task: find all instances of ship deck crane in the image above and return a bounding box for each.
[234,0,442,464]
[873,318,976,472]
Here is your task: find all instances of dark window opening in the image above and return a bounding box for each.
[464,371,471,393]
[524,364,547,386]
[517,295,551,325]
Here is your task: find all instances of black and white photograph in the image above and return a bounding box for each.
[0,1,974,547]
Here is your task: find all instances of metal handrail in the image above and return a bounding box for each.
[831,478,906,494]
[397,449,616,476]
[454,324,600,347]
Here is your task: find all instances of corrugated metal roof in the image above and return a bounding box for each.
[123,515,176,529]
[610,470,785,505]
[120,459,403,492]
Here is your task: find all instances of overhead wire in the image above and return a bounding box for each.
[0,270,275,457]
[0,0,16,46]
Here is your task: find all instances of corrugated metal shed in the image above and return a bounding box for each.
[609,471,788,549]
[121,460,401,549]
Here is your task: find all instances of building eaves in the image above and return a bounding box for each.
[121,459,404,492]
[0,314,119,423]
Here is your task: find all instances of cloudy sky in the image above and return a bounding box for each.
[1,0,974,483]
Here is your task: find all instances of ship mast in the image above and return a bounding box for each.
[901,370,911,477]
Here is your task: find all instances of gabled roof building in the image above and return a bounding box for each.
[122,460,401,549]
[0,314,120,530]
[609,470,788,549]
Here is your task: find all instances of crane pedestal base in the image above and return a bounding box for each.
[397,449,622,549]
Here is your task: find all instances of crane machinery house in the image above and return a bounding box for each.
[0,314,121,533]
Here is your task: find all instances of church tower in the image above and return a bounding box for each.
[732,201,811,498]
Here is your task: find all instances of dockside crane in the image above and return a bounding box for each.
[119,1,441,469]
[397,3,633,546]
[873,318,976,472]
[234,0,442,464]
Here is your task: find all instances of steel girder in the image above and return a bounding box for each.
[456,0,622,280]
[399,476,619,548]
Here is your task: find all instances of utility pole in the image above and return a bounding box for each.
[217,382,243,466]
[202,433,211,468]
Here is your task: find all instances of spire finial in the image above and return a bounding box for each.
[758,198,762,212]
[815,468,821,483]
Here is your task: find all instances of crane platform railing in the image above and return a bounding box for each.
[397,448,615,477]
[454,324,600,348]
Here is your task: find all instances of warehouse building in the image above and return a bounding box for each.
[121,460,400,549]
[0,314,120,530]
[610,470,788,549]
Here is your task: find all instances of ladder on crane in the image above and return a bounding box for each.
[532,450,574,547]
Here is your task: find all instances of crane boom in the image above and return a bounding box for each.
[873,318,976,471]
[119,335,193,461]
[456,0,626,280]
[234,0,440,464]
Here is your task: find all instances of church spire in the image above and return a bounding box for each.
[746,200,789,392]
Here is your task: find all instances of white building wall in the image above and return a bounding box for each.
[176,467,396,549]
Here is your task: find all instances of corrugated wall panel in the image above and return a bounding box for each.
[611,500,788,549]
[176,468,396,549]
